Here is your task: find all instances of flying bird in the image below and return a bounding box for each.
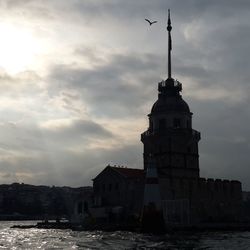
[145,19,157,26]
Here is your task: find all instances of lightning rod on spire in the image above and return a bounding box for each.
[167,9,172,79]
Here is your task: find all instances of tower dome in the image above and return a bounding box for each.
[151,78,190,115]
[151,97,190,114]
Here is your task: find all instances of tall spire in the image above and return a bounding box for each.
[167,9,172,79]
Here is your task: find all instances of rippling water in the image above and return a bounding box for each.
[0,221,250,249]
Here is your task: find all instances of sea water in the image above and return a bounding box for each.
[0,221,250,249]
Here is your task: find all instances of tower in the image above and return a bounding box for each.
[141,10,201,179]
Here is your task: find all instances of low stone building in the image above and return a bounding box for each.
[68,186,93,224]
[92,165,145,219]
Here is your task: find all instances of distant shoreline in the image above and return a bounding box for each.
[9,220,250,233]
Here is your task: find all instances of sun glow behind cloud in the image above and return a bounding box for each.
[0,23,42,74]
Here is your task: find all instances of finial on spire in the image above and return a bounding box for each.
[167,9,172,79]
[167,9,172,32]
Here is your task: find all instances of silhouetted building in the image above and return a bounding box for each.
[91,11,243,227]
[92,165,145,218]
[140,10,242,225]
[92,10,243,226]
[141,77,200,179]
[69,186,93,224]
[140,68,243,223]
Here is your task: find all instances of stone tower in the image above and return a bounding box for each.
[141,10,201,179]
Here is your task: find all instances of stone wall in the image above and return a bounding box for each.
[159,177,242,224]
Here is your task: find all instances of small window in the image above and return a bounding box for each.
[95,184,99,192]
[109,183,112,191]
[173,118,181,128]
[149,120,153,132]
[172,189,175,199]
[159,119,166,131]
[77,201,83,214]
[83,201,88,212]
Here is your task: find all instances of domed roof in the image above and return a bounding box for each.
[151,96,190,114]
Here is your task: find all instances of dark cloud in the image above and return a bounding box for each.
[0,117,113,153]
[188,96,250,190]
[0,118,118,186]
[47,52,161,118]
[56,142,143,187]
[42,118,113,140]
[0,134,142,187]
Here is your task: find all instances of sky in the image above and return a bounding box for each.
[0,0,249,189]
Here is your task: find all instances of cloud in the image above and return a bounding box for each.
[40,118,113,139]
[0,0,249,190]
[47,51,161,118]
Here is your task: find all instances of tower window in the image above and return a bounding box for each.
[173,118,181,128]
[159,119,166,131]
[84,201,89,213]
[149,120,153,132]
[77,201,83,214]
[95,184,99,192]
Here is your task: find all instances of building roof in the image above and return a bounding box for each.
[93,165,145,181]
[110,166,145,178]
[151,95,190,114]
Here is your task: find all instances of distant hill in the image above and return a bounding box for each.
[0,183,92,220]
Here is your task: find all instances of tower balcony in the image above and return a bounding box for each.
[141,128,200,141]
[158,79,182,94]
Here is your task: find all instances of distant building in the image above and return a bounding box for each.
[0,183,93,221]
[69,186,93,224]
[242,191,250,221]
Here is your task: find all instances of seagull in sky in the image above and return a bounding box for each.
[145,19,157,26]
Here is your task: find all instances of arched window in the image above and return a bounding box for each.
[77,201,83,214]
[173,118,181,128]
[84,201,89,213]
[159,119,166,131]
[149,120,153,132]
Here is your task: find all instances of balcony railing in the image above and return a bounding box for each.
[158,79,182,92]
[141,128,201,140]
